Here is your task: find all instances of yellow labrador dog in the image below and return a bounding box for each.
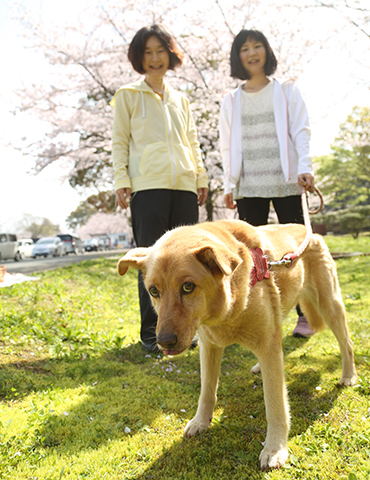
[117,220,357,470]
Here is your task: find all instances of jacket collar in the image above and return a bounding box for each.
[110,79,173,106]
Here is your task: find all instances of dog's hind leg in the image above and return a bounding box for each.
[184,335,224,438]
[300,261,357,386]
[319,296,357,386]
[255,341,290,471]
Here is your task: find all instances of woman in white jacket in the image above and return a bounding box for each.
[219,29,315,338]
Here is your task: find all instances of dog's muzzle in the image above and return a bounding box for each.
[157,332,178,348]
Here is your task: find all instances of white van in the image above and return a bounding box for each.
[17,239,34,259]
[0,233,21,261]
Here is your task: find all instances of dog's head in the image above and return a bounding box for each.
[118,224,248,355]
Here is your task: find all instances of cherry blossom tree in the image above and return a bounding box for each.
[12,0,365,221]
[313,0,369,40]
[78,211,131,240]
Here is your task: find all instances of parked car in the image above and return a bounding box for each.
[57,234,84,254]
[0,233,21,261]
[17,239,34,259]
[32,237,66,258]
[83,238,100,252]
[101,237,112,250]
[98,237,108,250]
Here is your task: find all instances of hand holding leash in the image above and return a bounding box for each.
[298,173,315,193]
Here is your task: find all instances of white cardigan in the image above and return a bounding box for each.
[219,79,312,195]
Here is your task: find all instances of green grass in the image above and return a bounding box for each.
[0,239,369,480]
[323,232,370,253]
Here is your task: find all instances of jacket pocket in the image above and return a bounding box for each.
[138,142,172,176]
[172,144,196,179]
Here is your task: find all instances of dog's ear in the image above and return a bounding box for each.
[194,244,241,276]
[117,248,150,276]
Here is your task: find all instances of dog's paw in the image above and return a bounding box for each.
[184,417,211,438]
[259,446,289,471]
[251,362,261,374]
[339,373,358,386]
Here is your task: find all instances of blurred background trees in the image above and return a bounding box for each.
[10,0,370,232]
[314,106,370,237]
[14,214,58,238]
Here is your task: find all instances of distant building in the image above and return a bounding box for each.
[109,232,130,248]
[89,232,130,248]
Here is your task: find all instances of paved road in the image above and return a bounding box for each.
[2,249,128,275]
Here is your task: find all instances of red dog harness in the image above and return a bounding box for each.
[249,248,270,287]
[249,188,323,287]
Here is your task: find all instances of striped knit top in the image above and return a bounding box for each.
[234,81,301,199]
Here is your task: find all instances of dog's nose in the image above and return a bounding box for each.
[157,332,178,349]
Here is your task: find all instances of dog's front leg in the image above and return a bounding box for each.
[257,345,290,471]
[184,335,224,438]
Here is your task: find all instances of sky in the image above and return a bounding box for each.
[0,0,369,234]
[0,0,87,233]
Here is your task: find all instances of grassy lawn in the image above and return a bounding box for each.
[0,235,369,480]
[322,232,370,254]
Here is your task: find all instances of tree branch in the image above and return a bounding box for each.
[214,0,235,36]
[176,39,209,90]
[315,1,370,39]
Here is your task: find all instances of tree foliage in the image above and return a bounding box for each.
[314,105,370,236]
[13,0,335,221]
[312,205,370,238]
[65,203,96,232]
[12,0,369,222]
[14,214,58,238]
[337,207,370,238]
[315,106,370,209]
[66,191,117,230]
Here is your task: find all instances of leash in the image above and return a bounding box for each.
[270,186,324,267]
[250,186,324,286]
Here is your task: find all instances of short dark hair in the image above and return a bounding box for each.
[230,29,277,80]
[128,24,183,74]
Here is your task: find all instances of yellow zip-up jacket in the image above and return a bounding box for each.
[111,80,208,194]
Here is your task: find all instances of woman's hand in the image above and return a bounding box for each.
[197,188,208,207]
[115,188,132,209]
[224,193,237,209]
[298,173,315,192]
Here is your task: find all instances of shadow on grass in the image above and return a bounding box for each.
[0,334,308,401]
[129,360,350,479]
[0,337,355,478]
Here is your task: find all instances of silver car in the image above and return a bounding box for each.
[32,237,66,258]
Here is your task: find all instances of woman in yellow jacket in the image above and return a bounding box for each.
[111,24,208,353]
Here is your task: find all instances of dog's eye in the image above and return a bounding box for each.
[149,286,160,298]
[182,282,195,294]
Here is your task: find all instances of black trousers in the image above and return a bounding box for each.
[236,195,305,317]
[130,189,198,343]
[236,195,304,226]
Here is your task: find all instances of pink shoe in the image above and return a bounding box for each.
[292,316,315,338]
